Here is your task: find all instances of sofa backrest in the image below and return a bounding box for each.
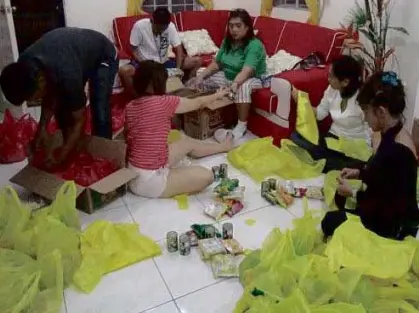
[277,21,344,62]
[113,13,178,59]
[175,10,230,47]
[253,16,286,56]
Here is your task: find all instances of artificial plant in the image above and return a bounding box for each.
[339,0,408,74]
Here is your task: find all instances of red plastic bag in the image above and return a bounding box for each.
[0,110,38,164]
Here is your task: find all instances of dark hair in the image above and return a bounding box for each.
[133,60,168,96]
[332,55,363,99]
[357,71,405,117]
[224,9,255,53]
[0,61,39,105]
[152,7,171,26]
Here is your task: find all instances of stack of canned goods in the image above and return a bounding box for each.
[212,163,228,181]
[166,222,234,255]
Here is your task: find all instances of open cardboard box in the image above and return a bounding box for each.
[11,134,137,214]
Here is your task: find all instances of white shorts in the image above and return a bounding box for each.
[128,163,170,198]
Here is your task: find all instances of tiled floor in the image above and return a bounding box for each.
[0,133,326,313]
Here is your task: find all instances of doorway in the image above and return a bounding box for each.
[11,0,65,53]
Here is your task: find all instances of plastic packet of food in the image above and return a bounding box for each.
[204,203,229,221]
[226,201,244,217]
[305,186,324,200]
[223,239,244,255]
[198,238,226,260]
[191,224,222,239]
[186,230,199,247]
[223,186,246,201]
[276,186,294,208]
[210,254,246,278]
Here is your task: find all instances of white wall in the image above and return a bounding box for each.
[63,0,126,39]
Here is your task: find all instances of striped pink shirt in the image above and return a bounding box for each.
[126,95,180,170]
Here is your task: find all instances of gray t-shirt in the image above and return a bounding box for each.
[19,27,116,112]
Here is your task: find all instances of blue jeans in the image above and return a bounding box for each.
[89,56,119,139]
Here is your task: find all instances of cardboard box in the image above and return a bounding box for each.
[11,135,137,214]
[172,89,236,140]
[166,76,184,93]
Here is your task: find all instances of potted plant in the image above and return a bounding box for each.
[338,0,408,74]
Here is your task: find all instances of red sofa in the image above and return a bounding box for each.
[113,10,344,145]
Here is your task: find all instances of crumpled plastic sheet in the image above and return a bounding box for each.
[236,200,419,313]
[0,181,161,312]
[227,137,325,182]
[32,149,118,187]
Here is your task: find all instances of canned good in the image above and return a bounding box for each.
[268,178,277,191]
[222,223,234,240]
[285,181,295,194]
[219,163,228,179]
[179,234,191,256]
[261,181,270,196]
[212,166,220,181]
[187,230,199,247]
[204,225,216,238]
[166,231,178,253]
[262,191,278,205]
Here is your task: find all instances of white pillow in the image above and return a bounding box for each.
[179,29,219,57]
[266,50,302,76]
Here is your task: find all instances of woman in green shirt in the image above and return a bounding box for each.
[190,9,267,140]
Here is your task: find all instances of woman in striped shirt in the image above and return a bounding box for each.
[125,60,233,198]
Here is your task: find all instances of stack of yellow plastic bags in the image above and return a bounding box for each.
[0,181,161,313]
[236,200,419,313]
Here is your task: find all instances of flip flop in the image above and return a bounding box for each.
[214,129,233,143]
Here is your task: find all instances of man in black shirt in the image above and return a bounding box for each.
[0,27,118,167]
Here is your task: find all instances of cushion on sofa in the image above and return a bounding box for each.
[179,29,219,56]
[176,10,230,47]
[253,16,286,56]
[278,21,343,63]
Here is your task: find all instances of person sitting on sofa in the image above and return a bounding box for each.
[119,8,202,97]
[290,55,370,172]
[321,71,419,240]
[126,60,233,198]
[188,9,267,141]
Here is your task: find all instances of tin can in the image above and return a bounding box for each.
[222,223,234,240]
[187,230,199,247]
[212,166,220,181]
[268,178,277,191]
[204,225,216,238]
[261,181,270,197]
[166,231,178,253]
[285,180,295,194]
[179,234,191,256]
[219,163,228,179]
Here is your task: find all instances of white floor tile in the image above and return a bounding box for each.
[176,279,244,313]
[123,190,150,206]
[128,196,214,241]
[78,205,133,230]
[65,260,171,313]
[286,198,325,218]
[141,301,179,313]
[154,241,223,299]
[193,154,243,178]
[219,205,295,251]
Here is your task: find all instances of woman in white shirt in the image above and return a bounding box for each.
[291,55,369,172]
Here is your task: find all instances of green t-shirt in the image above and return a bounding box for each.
[215,38,267,81]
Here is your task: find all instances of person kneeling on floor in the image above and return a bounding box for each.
[321,71,419,240]
[188,9,267,141]
[125,60,233,198]
[119,8,202,97]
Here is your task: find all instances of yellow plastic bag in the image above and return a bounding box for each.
[325,217,416,279]
[73,220,161,293]
[326,137,373,162]
[227,137,325,182]
[296,90,319,145]
[323,171,363,211]
[311,303,367,313]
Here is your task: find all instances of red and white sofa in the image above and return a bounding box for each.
[113,10,344,145]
